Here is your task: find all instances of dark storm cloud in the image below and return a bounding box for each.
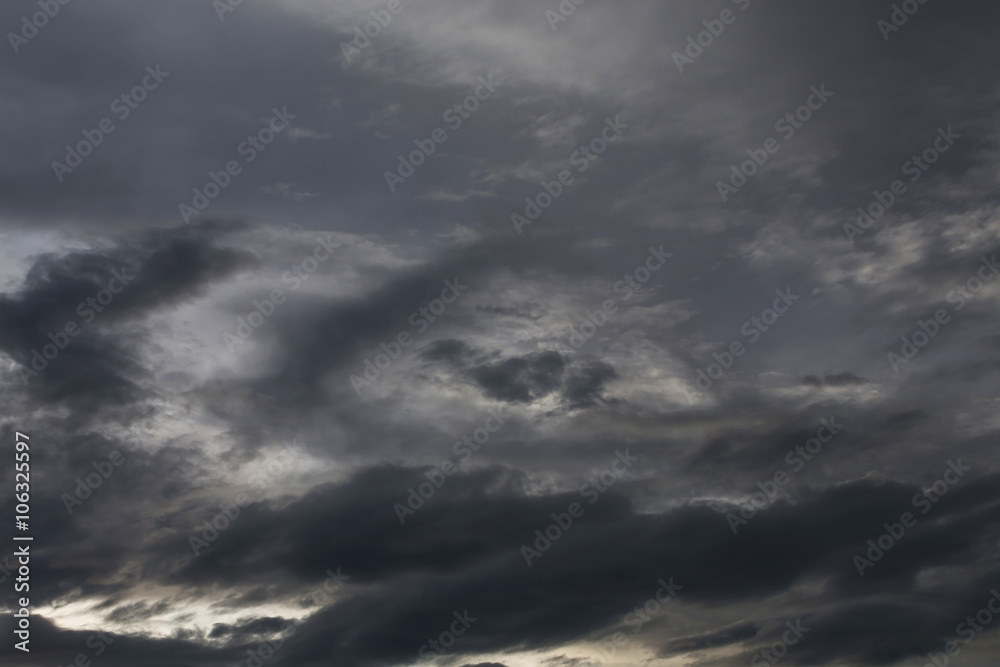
[469,351,565,403]
[2,0,999,665]
[0,421,221,612]
[423,340,616,409]
[89,460,991,666]
[0,221,252,408]
[212,231,664,424]
[561,361,617,410]
[0,614,288,666]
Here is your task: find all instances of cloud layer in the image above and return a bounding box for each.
[1,1,999,666]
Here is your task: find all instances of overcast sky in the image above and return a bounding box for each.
[2,1,1000,666]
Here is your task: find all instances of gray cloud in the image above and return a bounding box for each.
[2,1,999,665]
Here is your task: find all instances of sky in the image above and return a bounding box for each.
[1,0,1000,666]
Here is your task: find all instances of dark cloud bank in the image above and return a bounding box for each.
[1,1,999,666]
